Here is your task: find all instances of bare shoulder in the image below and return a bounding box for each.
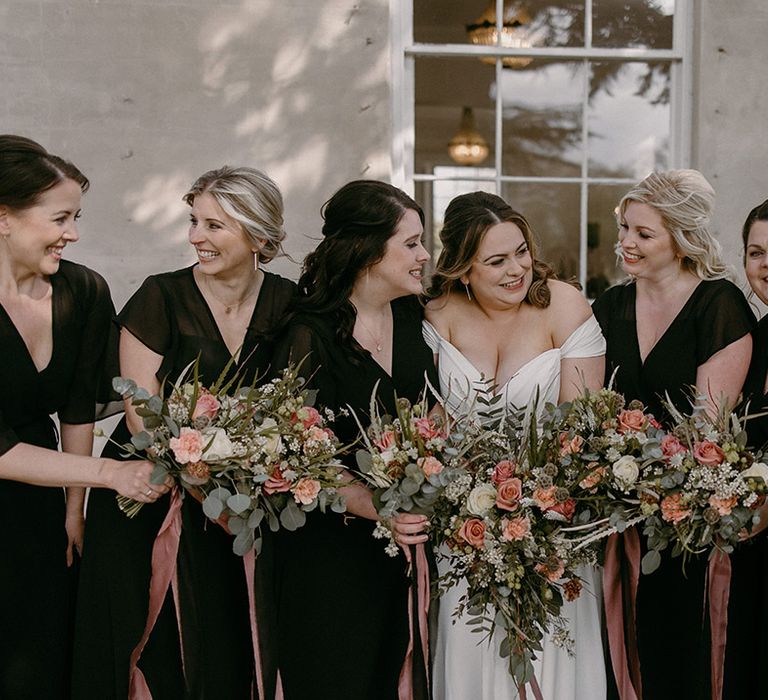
[545,280,592,339]
[424,292,467,335]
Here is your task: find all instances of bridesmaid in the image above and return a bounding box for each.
[722,197,768,699]
[269,180,436,700]
[73,166,296,699]
[0,135,165,700]
[592,169,754,700]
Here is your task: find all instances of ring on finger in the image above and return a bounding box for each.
[145,488,153,497]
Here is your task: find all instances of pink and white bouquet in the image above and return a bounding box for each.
[112,362,346,555]
[353,393,468,556]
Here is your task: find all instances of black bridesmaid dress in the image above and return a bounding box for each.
[72,266,296,699]
[592,278,755,700]
[268,295,438,700]
[0,261,116,699]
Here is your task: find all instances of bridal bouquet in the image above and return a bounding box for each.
[637,401,768,573]
[532,388,667,553]
[431,418,588,687]
[353,391,468,556]
[111,362,346,555]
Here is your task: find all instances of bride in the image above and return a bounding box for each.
[423,192,607,699]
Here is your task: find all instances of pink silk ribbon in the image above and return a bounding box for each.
[603,529,642,700]
[398,543,431,700]
[707,552,731,700]
[128,487,184,700]
[519,673,545,700]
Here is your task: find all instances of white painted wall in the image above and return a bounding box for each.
[1,0,392,307]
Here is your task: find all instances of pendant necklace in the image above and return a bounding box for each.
[356,313,386,353]
[203,272,261,315]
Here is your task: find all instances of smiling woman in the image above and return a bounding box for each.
[0,135,165,700]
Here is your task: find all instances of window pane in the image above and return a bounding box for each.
[588,61,670,178]
[501,182,581,280]
[592,0,675,49]
[500,60,584,177]
[415,57,495,174]
[587,185,629,298]
[414,0,488,44]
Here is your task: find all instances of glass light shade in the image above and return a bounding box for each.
[467,1,535,68]
[448,107,490,166]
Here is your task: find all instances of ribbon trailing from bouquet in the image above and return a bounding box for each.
[398,543,431,700]
[707,552,731,700]
[129,487,184,700]
[603,528,642,700]
[519,675,544,700]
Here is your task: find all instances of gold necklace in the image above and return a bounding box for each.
[202,271,261,315]
[356,312,387,353]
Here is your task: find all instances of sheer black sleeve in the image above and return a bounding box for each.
[117,275,174,356]
[695,280,755,365]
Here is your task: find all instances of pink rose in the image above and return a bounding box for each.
[292,478,321,505]
[559,433,584,456]
[693,441,726,467]
[649,416,662,430]
[496,478,523,512]
[533,485,558,509]
[418,455,443,477]
[293,406,322,429]
[458,518,486,548]
[263,466,292,495]
[535,558,565,582]
[548,498,577,522]
[169,427,204,464]
[306,426,329,442]
[413,417,443,441]
[501,516,530,541]
[617,409,646,433]
[491,460,516,486]
[709,495,737,516]
[375,431,396,450]
[661,435,688,459]
[191,391,220,420]
[660,492,690,523]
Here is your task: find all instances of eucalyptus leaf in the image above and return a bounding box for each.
[133,388,151,402]
[112,377,136,396]
[232,529,255,556]
[400,478,421,497]
[130,432,153,451]
[228,516,245,535]
[330,495,347,514]
[202,494,224,520]
[641,549,662,575]
[247,508,265,528]
[280,502,307,531]
[356,449,374,473]
[267,512,280,532]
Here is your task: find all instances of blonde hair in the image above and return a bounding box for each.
[616,169,730,280]
[184,166,286,264]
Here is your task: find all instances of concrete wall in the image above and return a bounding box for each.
[1,0,392,307]
[694,0,768,280]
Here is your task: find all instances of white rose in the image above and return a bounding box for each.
[612,455,639,490]
[742,462,768,482]
[260,418,283,457]
[466,483,498,516]
[201,427,235,461]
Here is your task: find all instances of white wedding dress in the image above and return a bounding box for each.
[423,316,608,700]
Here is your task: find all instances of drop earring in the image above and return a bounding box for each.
[464,283,472,301]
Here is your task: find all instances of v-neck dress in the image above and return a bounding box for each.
[592,278,755,700]
[72,265,296,700]
[267,295,439,700]
[0,260,116,700]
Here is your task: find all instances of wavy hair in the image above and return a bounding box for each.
[294,180,423,359]
[0,134,88,209]
[184,166,286,264]
[616,169,729,280]
[427,191,556,308]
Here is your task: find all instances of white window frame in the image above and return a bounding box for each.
[390,0,693,289]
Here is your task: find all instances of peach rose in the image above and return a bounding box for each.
[418,455,444,477]
[496,478,523,512]
[263,466,292,495]
[535,558,565,582]
[414,417,443,441]
[501,516,530,541]
[709,495,738,516]
[294,406,323,429]
[579,465,606,490]
[661,435,687,459]
[375,430,397,450]
[693,441,726,467]
[292,478,322,505]
[169,427,204,464]
[547,498,576,522]
[491,460,516,485]
[458,518,486,548]
[617,409,646,433]
[660,492,690,523]
[192,391,221,420]
[533,485,558,509]
[559,433,584,456]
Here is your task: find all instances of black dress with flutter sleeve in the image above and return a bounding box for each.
[0,261,116,700]
[72,265,296,700]
[592,278,755,700]
[267,295,439,700]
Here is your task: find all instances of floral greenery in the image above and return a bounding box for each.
[637,400,768,573]
[111,360,346,555]
[353,390,467,556]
